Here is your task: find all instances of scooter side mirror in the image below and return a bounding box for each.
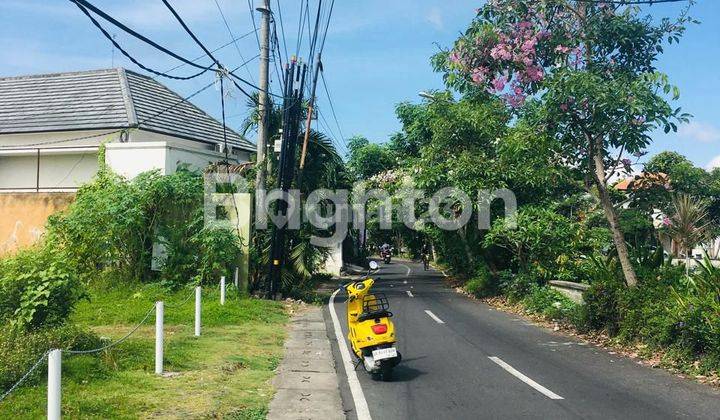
[369,261,379,271]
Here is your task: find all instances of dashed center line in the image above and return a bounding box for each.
[488,356,564,400]
[424,310,445,324]
[406,291,414,298]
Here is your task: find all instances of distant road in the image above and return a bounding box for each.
[326,259,720,420]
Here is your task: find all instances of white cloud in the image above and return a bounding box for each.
[707,155,720,171]
[425,7,444,30]
[678,121,720,143]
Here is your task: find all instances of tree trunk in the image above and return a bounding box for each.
[591,142,638,287]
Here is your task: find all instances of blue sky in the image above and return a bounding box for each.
[1,1,718,169]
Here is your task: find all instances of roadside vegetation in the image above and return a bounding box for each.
[1,282,286,418]
[0,157,291,417]
[349,1,720,381]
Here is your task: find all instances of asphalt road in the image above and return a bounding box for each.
[325,259,720,420]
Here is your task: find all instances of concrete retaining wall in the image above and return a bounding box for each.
[548,280,590,304]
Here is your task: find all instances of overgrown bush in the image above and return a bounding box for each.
[47,168,242,287]
[0,245,85,331]
[0,324,101,389]
[464,264,499,298]
[521,284,577,321]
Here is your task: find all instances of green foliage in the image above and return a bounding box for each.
[463,264,498,298]
[0,245,85,331]
[521,284,577,321]
[485,206,576,280]
[0,324,101,390]
[346,135,395,180]
[47,168,242,287]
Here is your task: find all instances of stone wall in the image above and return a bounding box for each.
[0,193,75,255]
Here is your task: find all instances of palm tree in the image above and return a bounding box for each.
[664,194,713,276]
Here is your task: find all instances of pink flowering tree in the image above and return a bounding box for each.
[437,0,695,287]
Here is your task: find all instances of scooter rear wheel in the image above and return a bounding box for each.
[380,363,393,381]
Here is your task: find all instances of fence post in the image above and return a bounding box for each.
[194,286,201,337]
[47,349,61,420]
[155,301,163,375]
[234,267,239,289]
[220,276,226,305]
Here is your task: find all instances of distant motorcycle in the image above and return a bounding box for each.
[380,247,393,264]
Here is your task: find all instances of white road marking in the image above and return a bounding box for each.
[406,291,414,298]
[488,356,564,400]
[403,280,407,284]
[424,310,445,324]
[399,264,411,277]
[329,289,373,420]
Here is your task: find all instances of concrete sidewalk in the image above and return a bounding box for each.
[267,306,345,420]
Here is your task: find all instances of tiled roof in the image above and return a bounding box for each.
[0,68,254,151]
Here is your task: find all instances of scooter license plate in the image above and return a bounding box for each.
[372,347,397,361]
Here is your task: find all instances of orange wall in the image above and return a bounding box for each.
[0,193,75,255]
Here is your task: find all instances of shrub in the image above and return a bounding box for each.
[0,324,101,390]
[521,284,577,321]
[464,264,498,298]
[0,245,85,331]
[47,168,243,287]
[503,271,537,303]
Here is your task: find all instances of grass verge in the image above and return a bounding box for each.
[0,283,288,419]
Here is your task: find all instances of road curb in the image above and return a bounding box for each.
[268,306,345,420]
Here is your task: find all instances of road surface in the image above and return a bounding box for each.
[325,259,720,420]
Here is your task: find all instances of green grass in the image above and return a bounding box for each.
[0,283,288,419]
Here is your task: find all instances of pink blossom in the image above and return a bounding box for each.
[560,103,569,112]
[491,76,507,92]
[471,67,488,85]
[662,217,672,227]
[555,45,571,54]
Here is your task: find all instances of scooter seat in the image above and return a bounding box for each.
[357,310,393,322]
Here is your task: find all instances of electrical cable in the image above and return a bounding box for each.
[247,0,261,49]
[319,70,346,148]
[212,0,257,84]
[72,0,213,80]
[274,0,290,62]
[70,0,216,73]
[164,28,259,74]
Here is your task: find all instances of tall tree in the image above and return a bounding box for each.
[438,0,694,286]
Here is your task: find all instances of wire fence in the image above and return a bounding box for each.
[63,304,156,355]
[0,277,232,406]
[0,351,50,403]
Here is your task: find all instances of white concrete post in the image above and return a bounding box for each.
[155,301,164,375]
[194,286,201,337]
[220,276,226,305]
[47,349,61,420]
[234,267,239,289]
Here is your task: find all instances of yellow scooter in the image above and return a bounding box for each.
[342,261,401,381]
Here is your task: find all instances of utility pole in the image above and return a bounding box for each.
[268,59,306,298]
[254,0,271,193]
[297,52,322,187]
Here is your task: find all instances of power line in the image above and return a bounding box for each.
[161,0,220,66]
[319,69,346,148]
[274,0,290,62]
[161,0,258,103]
[72,0,212,80]
[70,0,215,73]
[247,0,261,49]
[213,0,257,84]
[164,28,259,74]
